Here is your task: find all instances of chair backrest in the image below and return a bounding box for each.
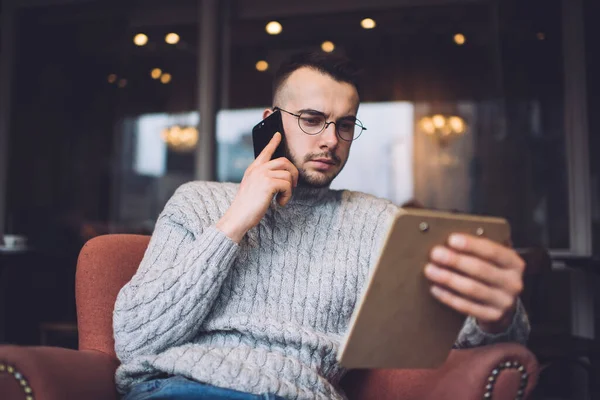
[76,234,150,357]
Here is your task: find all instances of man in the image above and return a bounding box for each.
[113,52,529,400]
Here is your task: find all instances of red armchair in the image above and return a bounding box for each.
[0,234,539,399]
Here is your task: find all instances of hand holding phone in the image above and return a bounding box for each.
[216,132,299,243]
[252,110,286,160]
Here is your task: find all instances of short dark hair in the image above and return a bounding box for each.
[272,51,362,103]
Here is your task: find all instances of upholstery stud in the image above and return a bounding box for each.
[482,361,528,400]
[0,363,35,399]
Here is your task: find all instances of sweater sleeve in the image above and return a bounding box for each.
[454,298,530,348]
[113,186,239,364]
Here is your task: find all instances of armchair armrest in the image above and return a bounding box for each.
[342,343,538,400]
[0,345,119,400]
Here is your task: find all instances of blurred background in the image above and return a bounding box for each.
[0,0,598,398]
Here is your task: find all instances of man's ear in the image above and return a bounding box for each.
[262,108,273,120]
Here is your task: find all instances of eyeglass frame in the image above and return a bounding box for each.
[273,107,367,142]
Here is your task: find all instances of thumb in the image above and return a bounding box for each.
[276,188,292,207]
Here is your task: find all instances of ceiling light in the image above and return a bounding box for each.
[160,73,172,84]
[321,41,335,53]
[151,68,162,79]
[265,21,282,35]
[255,60,269,72]
[133,33,148,46]
[361,18,376,29]
[165,33,180,45]
[453,33,466,45]
[107,74,117,84]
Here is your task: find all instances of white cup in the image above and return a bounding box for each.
[2,234,27,249]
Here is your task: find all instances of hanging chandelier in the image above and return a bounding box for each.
[418,114,467,147]
[161,125,199,152]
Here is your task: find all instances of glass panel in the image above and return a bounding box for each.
[216,109,259,183]
[8,1,199,236]
[331,102,414,204]
[114,112,198,231]
[224,0,569,249]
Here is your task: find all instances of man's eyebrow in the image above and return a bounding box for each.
[297,109,357,120]
[297,108,325,116]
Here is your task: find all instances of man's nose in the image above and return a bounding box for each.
[319,122,339,148]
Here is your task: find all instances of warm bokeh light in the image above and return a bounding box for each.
[265,21,282,35]
[107,74,117,84]
[133,33,148,46]
[151,68,162,79]
[432,114,445,129]
[165,33,180,45]
[419,117,435,135]
[361,18,376,29]
[256,60,269,72]
[418,114,467,145]
[160,73,172,84]
[117,79,127,88]
[448,116,466,133]
[537,32,546,40]
[454,33,466,45]
[441,124,453,136]
[161,126,199,152]
[321,41,335,53]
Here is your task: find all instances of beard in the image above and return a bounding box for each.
[283,142,346,189]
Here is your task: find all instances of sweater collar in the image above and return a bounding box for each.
[286,185,335,206]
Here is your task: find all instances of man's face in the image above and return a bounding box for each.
[263,67,360,188]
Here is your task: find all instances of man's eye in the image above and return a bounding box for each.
[302,117,322,126]
[339,122,355,131]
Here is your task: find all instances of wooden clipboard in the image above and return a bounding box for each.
[337,208,511,369]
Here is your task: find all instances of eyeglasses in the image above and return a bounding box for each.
[274,107,366,142]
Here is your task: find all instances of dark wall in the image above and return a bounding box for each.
[585,0,600,255]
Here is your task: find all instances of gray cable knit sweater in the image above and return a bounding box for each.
[113,181,530,399]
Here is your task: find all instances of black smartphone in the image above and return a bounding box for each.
[251,110,286,160]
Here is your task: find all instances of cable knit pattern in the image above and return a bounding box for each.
[113,181,530,399]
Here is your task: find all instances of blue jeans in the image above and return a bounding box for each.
[123,375,286,400]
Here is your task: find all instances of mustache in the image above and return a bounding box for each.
[304,152,341,165]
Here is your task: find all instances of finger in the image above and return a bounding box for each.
[429,285,504,323]
[268,170,294,185]
[271,179,293,206]
[424,264,514,310]
[430,246,520,292]
[265,157,299,187]
[446,234,525,271]
[255,132,282,164]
